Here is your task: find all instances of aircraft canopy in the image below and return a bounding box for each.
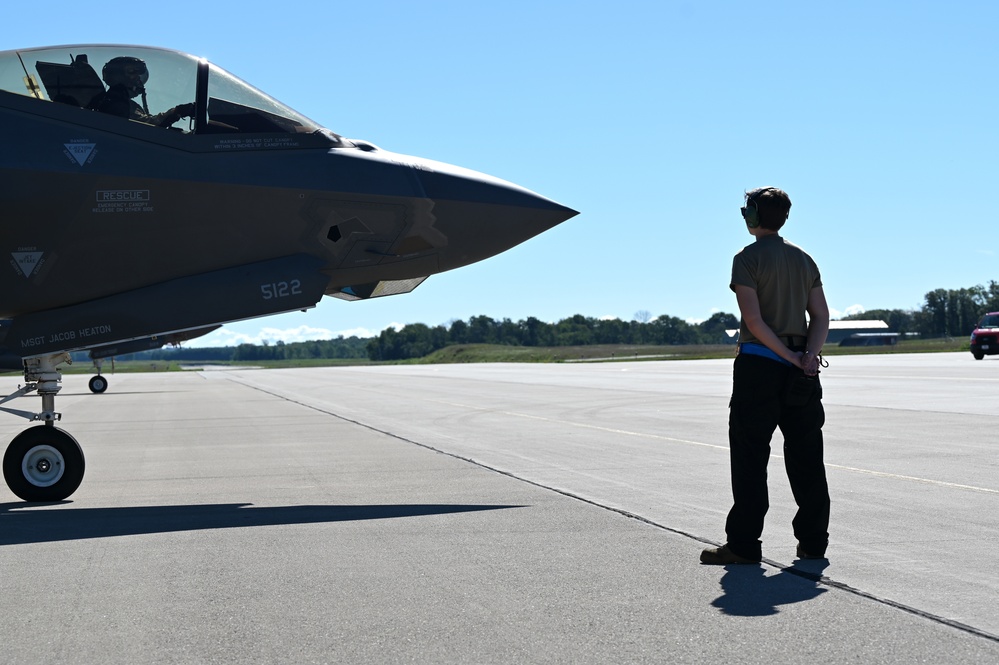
[0,45,327,135]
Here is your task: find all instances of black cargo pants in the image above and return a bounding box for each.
[725,353,829,560]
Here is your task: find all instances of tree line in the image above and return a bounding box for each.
[366,280,999,360]
[103,280,997,363]
[840,281,999,338]
[100,336,370,363]
[366,312,738,360]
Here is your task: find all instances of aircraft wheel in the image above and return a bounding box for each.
[89,375,109,393]
[3,427,85,502]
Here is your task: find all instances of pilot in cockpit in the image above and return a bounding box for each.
[89,56,194,128]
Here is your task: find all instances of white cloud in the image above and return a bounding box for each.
[844,304,866,316]
[185,323,397,347]
[329,327,378,339]
[829,304,865,319]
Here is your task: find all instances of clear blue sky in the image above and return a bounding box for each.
[6,1,997,346]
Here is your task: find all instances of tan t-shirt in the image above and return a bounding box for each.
[730,234,822,344]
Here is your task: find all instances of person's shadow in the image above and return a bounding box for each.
[710,560,829,616]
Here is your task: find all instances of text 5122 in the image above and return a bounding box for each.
[260,280,303,300]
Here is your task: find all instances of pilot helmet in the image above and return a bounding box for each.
[102,56,149,98]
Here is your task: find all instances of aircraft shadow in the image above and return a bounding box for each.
[710,560,829,616]
[0,503,523,546]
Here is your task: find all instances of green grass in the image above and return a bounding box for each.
[58,360,185,375]
[423,337,971,364]
[41,337,970,375]
[420,343,734,363]
[821,337,968,356]
[57,357,375,374]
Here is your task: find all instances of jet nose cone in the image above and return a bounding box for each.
[410,158,578,271]
[435,196,576,271]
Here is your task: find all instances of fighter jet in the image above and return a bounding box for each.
[0,45,576,502]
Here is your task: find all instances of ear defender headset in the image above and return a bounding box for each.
[740,187,775,229]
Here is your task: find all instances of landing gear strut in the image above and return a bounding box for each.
[0,353,85,502]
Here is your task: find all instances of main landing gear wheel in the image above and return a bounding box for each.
[3,426,85,502]
[89,375,109,393]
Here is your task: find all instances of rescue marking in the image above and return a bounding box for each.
[93,190,153,214]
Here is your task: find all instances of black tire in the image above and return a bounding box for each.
[3,427,85,502]
[89,375,109,393]
[973,353,984,360]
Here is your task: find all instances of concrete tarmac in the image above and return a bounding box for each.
[0,352,997,663]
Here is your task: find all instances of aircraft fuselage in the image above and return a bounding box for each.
[0,45,574,358]
[0,44,575,503]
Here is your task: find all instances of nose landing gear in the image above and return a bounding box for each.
[0,353,86,502]
[3,426,84,502]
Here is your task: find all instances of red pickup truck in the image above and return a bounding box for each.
[970,312,999,360]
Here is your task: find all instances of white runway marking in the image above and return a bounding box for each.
[436,398,999,495]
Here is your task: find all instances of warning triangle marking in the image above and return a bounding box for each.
[64,143,96,166]
[11,252,43,277]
